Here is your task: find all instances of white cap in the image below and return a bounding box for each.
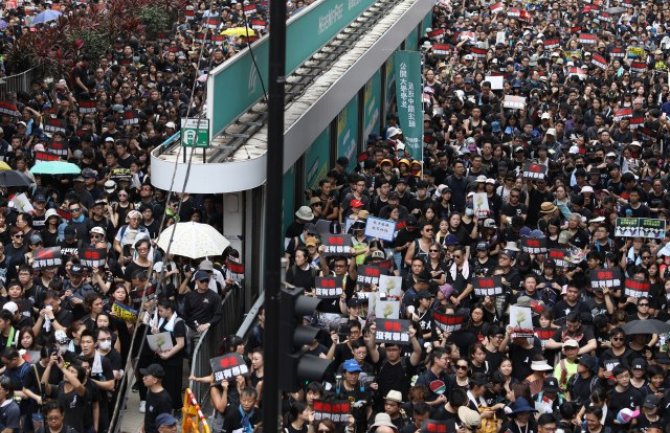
[387,127,403,138]
[90,226,106,236]
[166,121,176,129]
[2,302,18,314]
[568,145,580,154]
[541,112,551,120]
[546,128,556,136]
[581,185,594,194]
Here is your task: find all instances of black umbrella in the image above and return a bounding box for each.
[622,319,670,335]
[0,170,32,188]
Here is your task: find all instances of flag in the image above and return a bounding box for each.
[432,44,450,56]
[184,5,195,20]
[591,53,608,69]
[544,38,559,50]
[182,388,211,433]
[507,8,520,17]
[394,51,423,161]
[490,2,504,13]
[579,33,597,45]
[630,61,647,73]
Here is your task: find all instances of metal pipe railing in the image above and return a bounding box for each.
[0,67,37,99]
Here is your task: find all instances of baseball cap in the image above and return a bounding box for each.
[139,363,165,378]
[644,394,660,409]
[156,413,178,427]
[2,302,18,314]
[343,359,362,373]
[194,270,210,281]
[563,339,579,349]
[90,226,106,236]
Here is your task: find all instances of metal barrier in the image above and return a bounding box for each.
[189,285,246,405]
[0,67,36,99]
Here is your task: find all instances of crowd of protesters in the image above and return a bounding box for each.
[190,0,670,433]
[0,1,290,433]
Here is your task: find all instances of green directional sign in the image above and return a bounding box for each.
[181,118,210,148]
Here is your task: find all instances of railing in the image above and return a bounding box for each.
[0,67,37,99]
[189,285,246,405]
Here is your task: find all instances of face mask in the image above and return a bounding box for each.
[99,340,112,351]
[465,208,474,216]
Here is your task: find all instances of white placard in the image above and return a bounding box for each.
[147,332,174,352]
[504,95,527,110]
[364,216,396,241]
[484,75,504,90]
[509,306,534,338]
[472,192,490,219]
[375,299,400,320]
[378,275,402,297]
[12,193,35,213]
[496,31,506,45]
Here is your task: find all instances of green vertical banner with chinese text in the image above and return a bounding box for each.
[393,51,423,160]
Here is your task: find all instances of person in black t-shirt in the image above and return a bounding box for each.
[608,365,644,417]
[44,357,90,433]
[140,364,172,433]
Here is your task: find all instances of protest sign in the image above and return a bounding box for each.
[521,237,547,254]
[423,420,450,433]
[590,268,622,290]
[313,401,351,424]
[79,248,107,268]
[522,162,547,180]
[374,319,410,344]
[356,265,382,286]
[624,279,650,298]
[364,216,396,242]
[320,234,352,256]
[314,276,343,298]
[32,247,62,270]
[503,95,526,110]
[432,312,465,333]
[472,192,490,219]
[548,249,569,267]
[378,274,402,297]
[111,302,138,323]
[509,306,534,338]
[147,332,174,352]
[472,276,504,297]
[210,353,249,382]
[375,299,400,319]
[615,218,666,239]
[484,75,504,90]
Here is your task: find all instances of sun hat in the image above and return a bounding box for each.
[384,390,403,404]
[370,413,397,430]
[458,406,482,429]
[509,397,538,414]
[295,206,315,222]
[530,359,553,372]
[540,202,558,214]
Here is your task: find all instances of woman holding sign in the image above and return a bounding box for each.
[150,298,186,411]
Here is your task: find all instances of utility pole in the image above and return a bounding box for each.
[263,0,287,429]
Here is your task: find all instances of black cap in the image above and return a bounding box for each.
[64,226,76,238]
[70,264,85,275]
[336,156,349,167]
[543,377,560,393]
[139,363,165,378]
[33,194,46,203]
[417,290,434,299]
[632,358,647,370]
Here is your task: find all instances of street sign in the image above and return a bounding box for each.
[181,118,210,148]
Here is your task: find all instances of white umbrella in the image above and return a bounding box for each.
[157,221,230,259]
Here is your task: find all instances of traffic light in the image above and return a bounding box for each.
[278,286,331,392]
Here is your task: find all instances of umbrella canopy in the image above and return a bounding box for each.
[30,161,81,175]
[0,170,32,187]
[622,319,670,335]
[157,221,230,259]
[0,161,10,171]
[31,9,62,25]
[606,6,627,14]
[221,27,256,37]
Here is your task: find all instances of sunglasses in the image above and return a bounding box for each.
[611,337,624,341]
[639,303,649,307]
[456,365,468,370]
[430,249,440,252]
